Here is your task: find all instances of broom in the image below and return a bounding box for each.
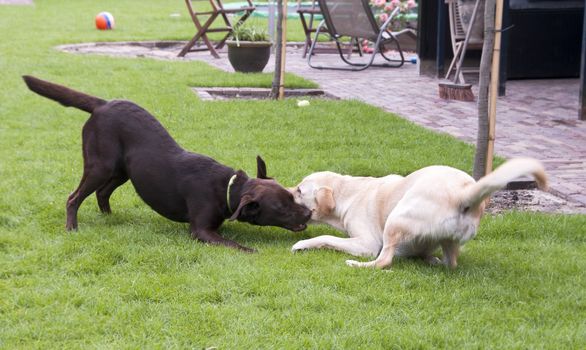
[438,0,481,101]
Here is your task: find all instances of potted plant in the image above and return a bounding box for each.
[226,22,272,73]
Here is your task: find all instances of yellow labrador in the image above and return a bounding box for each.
[291,158,547,269]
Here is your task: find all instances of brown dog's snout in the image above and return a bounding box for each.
[286,205,311,232]
[302,207,312,221]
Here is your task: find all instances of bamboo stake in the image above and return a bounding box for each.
[485,0,503,175]
[473,0,495,180]
[270,0,283,99]
[278,0,288,100]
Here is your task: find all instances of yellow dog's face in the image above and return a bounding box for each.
[290,172,336,221]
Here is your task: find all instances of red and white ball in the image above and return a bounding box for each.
[95,12,115,30]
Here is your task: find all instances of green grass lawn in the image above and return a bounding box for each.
[1,1,585,349]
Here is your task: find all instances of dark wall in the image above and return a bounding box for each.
[509,0,583,10]
[417,0,439,76]
[416,0,585,80]
[507,1,584,79]
[417,0,454,77]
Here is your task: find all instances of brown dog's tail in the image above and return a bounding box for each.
[23,75,107,114]
[461,158,548,212]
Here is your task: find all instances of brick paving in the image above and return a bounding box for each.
[59,41,586,209]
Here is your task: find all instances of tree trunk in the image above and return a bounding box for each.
[270,0,284,99]
[473,0,496,180]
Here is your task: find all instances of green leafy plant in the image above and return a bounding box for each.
[231,21,269,46]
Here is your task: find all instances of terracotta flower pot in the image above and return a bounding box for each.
[226,40,272,73]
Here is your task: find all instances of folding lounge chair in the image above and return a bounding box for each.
[178,0,255,58]
[297,0,356,58]
[308,0,405,71]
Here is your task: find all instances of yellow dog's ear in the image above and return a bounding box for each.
[315,186,335,216]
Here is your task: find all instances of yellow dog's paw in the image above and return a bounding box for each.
[345,259,363,267]
[291,240,310,253]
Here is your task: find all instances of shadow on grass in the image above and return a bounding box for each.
[72,206,308,246]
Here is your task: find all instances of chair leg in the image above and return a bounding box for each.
[349,37,361,58]
[307,13,317,58]
[445,42,463,80]
[179,34,201,57]
[308,23,372,71]
[298,12,310,58]
[179,32,218,58]
[203,36,221,58]
[379,34,405,67]
[307,21,328,69]
[337,39,376,71]
[179,13,221,58]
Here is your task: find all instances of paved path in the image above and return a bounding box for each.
[60,42,586,208]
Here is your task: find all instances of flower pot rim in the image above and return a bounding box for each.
[225,40,273,48]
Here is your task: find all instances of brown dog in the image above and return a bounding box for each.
[23,76,311,252]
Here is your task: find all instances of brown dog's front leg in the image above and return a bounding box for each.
[190,227,256,253]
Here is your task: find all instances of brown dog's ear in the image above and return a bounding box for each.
[229,195,260,221]
[256,155,273,180]
[315,187,335,216]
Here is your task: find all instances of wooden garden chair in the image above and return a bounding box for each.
[297,0,322,58]
[445,0,484,80]
[178,0,256,58]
